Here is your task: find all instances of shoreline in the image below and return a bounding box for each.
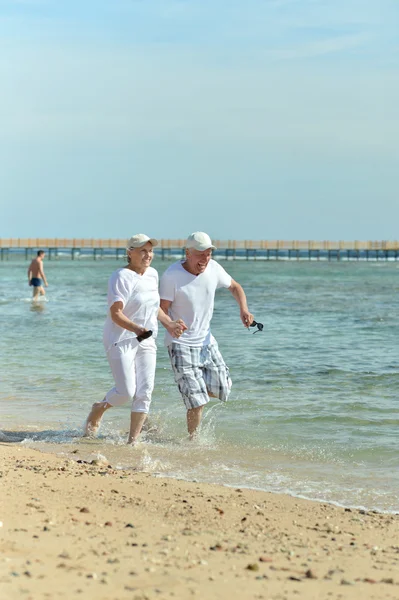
[1,444,398,600]
[1,429,398,516]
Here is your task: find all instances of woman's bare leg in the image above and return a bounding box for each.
[128,412,147,444]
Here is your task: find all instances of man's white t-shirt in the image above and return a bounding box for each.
[159,259,232,347]
[103,267,159,351]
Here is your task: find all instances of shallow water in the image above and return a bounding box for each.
[1,258,398,512]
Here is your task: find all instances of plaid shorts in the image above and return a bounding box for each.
[168,341,232,409]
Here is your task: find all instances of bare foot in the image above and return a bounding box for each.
[83,401,111,437]
[84,421,100,438]
[127,438,139,446]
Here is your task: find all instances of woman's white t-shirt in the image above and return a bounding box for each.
[103,266,159,351]
[159,259,232,347]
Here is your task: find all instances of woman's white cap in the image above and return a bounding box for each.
[185,231,216,251]
[127,234,158,248]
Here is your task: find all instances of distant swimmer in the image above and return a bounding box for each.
[28,250,48,299]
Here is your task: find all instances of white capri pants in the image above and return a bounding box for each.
[104,337,157,413]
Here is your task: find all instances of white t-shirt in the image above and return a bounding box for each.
[103,267,159,351]
[159,259,232,347]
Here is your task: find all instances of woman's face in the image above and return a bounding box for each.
[127,242,154,272]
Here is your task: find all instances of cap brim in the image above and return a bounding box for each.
[186,244,216,251]
[128,238,158,249]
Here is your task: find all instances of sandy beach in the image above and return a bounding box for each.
[1,445,398,599]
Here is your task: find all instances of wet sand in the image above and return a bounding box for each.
[0,444,398,600]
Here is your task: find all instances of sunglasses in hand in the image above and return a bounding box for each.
[249,320,263,334]
[137,330,153,343]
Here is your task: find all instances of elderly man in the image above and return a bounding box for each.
[160,231,254,437]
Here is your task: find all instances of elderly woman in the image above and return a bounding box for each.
[84,233,186,443]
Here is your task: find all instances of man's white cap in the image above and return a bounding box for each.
[185,231,216,251]
[127,233,158,249]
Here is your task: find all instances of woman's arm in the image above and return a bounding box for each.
[110,301,147,337]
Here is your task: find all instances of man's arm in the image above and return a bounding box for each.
[27,262,32,284]
[228,279,254,327]
[160,299,172,315]
[39,264,48,286]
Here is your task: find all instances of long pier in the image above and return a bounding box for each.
[1,238,398,261]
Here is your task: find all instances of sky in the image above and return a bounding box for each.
[1,0,398,241]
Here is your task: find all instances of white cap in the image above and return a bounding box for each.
[127,234,158,249]
[185,231,216,251]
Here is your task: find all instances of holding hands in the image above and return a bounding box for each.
[168,318,188,339]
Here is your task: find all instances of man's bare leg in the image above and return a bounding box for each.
[128,412,147,444]
[32,287,41,300]
[187,406,204,438]
[84,401,111,436]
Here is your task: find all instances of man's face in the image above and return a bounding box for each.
[128,242,154,271]
[185,248,212,275]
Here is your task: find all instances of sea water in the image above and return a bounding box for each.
[1,258,398,513]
